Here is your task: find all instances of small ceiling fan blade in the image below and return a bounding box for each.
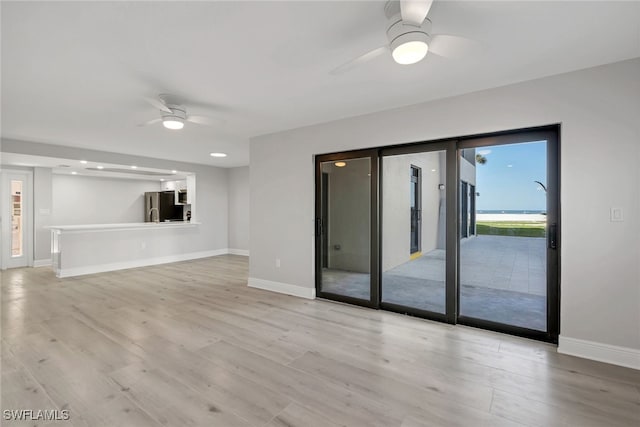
[137,118,162,127]
[186,115,221,126]
[144,96,172,113]
[330,46,389,75]
[401,0,434,26]
[429,34,479,59]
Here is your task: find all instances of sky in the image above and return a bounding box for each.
[474,140,547,211]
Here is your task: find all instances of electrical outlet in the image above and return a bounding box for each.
[276,258,281,268]
[610,207,624,222]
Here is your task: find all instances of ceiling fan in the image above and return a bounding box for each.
[332,0,474,74]
[139,94,218,130]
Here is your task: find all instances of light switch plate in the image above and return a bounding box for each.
[610,207,624,222]
[39,208,50,215]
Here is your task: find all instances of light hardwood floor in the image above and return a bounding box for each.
[2,255,639,426]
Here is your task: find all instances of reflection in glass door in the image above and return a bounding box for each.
[381,149,448,316]
[315,152,377,306]
[458,135,558,337]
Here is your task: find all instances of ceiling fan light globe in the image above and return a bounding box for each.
[163,119,184,130]
[391,39,429,65]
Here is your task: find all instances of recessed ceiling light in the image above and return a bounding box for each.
[335,161,347,167]
[163,119,184,130]
[80,160,88,164]
[71,171,78,175]
[131,165,137,169]
[171,170,177,174]
[160,179,165,182]
[210,152,227,158]
[96,165,104,169]
[431,169,436,172]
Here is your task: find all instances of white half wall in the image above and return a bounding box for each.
[50,224,226,278]
[228,166,250,253]
[250,58,640,363]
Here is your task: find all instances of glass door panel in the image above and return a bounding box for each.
[381,150,447,314]
[11,180,24,257]
[316,155,374,304]
[314,127,558,342]
[2,171,30,269]
[459,140,550,332]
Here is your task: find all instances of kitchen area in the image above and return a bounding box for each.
[146,178,193,223]
[1,146,235,278]
[23,158,212,278]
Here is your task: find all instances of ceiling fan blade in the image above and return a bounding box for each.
[137,118,162,127]
[400,0,434,26]
[429,34,479,59]
[144,96,172,113]
[330,46,389,75]
[186,115,221,126]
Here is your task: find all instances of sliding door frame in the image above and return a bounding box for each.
[313,125,560,343]
[379,140,458,323]
[456,125,560,342]
[314,149,380,309]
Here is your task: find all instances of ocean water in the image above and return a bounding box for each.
[477,210,546,214]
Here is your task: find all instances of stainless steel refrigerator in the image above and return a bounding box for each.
[144,191,182,222]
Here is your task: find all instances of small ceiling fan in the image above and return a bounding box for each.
[139,94,219,130]
[332,0,475,74]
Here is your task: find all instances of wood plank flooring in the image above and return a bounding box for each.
[2,255,639,426]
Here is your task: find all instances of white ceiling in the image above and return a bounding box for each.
[2,1,639,167]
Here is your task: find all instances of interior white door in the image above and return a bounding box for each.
[1,170,32,269]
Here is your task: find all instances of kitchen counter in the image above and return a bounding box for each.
[47,221,199,233]
[45,221,224,278]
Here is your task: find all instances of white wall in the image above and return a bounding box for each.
[51,174,160,225]
[460,156,476,187]
[250,59,640,359]
[33,167,52,262]
[228,166,250,253]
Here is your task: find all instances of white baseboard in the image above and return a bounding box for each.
[33,259,52,267]
[57,249,228,278]
[248,277,315,299]
[228,249,250,256]
[558,336,640,370]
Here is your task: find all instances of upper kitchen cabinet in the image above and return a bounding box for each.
[161,179,191,205]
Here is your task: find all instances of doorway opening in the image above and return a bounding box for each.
[11,180,24,257]
[410,165,422,256]
[1,170,33,269]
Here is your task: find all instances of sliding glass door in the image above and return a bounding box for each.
[379,141,456,321]
[457,130,559,338]
[315,150,378,307]
[314,126,559,342]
